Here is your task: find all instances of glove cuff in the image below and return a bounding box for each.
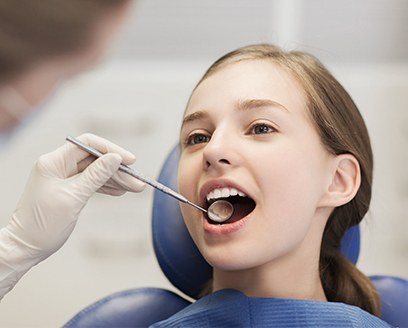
[0,227,43,300]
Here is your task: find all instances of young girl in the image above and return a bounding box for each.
[154,44,391,326]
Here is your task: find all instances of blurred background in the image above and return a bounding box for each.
[0,0,407,326]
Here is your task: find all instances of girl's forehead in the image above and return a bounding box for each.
[186,60,306,116]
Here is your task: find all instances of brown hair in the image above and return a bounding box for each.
[0,0,129,83]
[193,44,380,316]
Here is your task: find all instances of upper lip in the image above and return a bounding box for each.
[198,178,254,208]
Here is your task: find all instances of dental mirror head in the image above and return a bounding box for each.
[207,200,234,223]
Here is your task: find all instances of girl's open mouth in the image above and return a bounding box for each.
[199,183,257,235]
[205,193,256,225]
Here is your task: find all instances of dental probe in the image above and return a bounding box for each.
[66,135,209,214]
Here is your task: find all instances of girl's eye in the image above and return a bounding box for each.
[186,133,210,146]
[251,123,275,135]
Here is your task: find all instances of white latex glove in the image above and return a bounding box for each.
[0,133,145,299]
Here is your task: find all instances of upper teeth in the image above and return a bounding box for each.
[206,187,246,202]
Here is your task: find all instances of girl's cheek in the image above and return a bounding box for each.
[178,155,199,197]
[257,149,313,203]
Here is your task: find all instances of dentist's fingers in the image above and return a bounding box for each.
[97,185,127,196]
[105,170,146,193]
[77,156,146,193]
[70,133,136,165]
[77,156,95,172]
[42,133,137,179]
[71,153,122,199]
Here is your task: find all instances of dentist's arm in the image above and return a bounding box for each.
[0,133,145,300]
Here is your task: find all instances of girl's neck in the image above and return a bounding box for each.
[212,244,327,302]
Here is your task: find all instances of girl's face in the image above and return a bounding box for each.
[178,60,333,271]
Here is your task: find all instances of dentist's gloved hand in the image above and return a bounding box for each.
[0,133,145,299]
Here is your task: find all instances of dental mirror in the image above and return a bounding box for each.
[207,200,234,223]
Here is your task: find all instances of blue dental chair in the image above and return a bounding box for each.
[65,146,408,327]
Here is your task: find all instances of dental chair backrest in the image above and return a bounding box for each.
[65,146,408,328]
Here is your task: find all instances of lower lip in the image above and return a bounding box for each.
[203,211,252,235]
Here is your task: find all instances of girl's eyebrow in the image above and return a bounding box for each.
[181,110,209,128]
[181,98,289,129]
[237,98,289,113]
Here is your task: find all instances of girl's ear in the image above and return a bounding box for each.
[318,154,361,208]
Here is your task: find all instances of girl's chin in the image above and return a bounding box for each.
[202,250,259,272]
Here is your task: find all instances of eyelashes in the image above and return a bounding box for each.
[183,122,277,147]
[185,133,210,146]
[249,122,276,135]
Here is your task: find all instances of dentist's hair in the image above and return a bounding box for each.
[195,44,380,316]
[0,0,129,84]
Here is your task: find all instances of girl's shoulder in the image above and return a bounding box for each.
[151,289,393,327]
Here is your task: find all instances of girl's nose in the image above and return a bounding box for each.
[202,129,240,172]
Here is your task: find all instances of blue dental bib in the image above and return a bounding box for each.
[151,289,392,327]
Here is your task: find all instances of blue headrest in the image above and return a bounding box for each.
[152,145,360,299]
